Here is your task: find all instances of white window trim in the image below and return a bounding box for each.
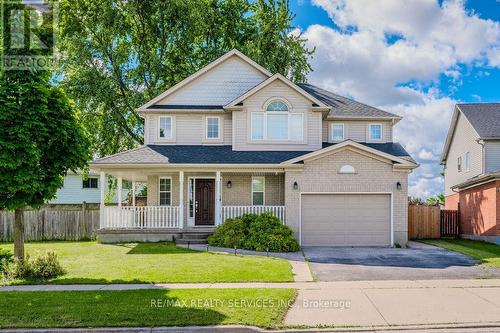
[457,156,462,172]
[205,116,221,140]
[251,176,265,206]
[250,112,304,142]
[82,177,99,190]
[330,123,345,142]
[158,176,172,206]
[158,116,174,141]
[465,152,470,172]
[368,123,383,141]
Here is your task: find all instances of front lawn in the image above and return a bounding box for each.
[0,288,296,328]
[0,241,293,284]
[422,239,500,267]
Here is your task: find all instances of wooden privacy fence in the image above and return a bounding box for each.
[0,203,100,242]
[440,209,459,237]
[408,205,441,239]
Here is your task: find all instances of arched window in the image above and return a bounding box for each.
[251,99,303,141]
[338,165,356,174]
[266,100,289,112]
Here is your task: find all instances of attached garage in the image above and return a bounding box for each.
[300,193,392,246]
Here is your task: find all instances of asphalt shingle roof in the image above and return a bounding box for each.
[457,103,500,139]
[92,142,413,165]
[298,83,400,119]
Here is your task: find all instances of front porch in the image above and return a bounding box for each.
[95,169,286,242]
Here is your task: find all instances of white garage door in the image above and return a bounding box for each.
[301,194,391,246]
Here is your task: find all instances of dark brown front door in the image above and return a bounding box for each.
[195,179,215,226]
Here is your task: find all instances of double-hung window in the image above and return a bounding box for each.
[331,123,344,141]
[369,124,382,141]
[465,152,470,172]
[457,156,462,172]
[159,116,172,139]
[251,100,303,141]
[251,177,265,206]
[159,177,171,206]
[206,117,220,139]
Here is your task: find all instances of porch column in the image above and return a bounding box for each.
[179,171,184,229]
[117,177,122,207]
[215,171,221,225]
[99,171,106,228]
[132,181,136,207]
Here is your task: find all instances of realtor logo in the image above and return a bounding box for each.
[1,0,58,70]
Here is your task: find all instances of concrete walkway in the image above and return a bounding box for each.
[178,244,313,282]
[1,280,500,328]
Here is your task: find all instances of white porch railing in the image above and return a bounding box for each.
[102,206,180,229]
[221,206,286,223]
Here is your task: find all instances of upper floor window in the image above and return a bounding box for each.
[251,99,303,141]
[331,123,344,141]
[159,116,172,139]
[369,124,382,141]
[206,117,220,139]
[457,156,462,172]
[465,152,471,172]
[159,177,171,205]
[82,177,98,189]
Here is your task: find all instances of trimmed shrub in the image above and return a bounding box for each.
[3,250,66,280]
[244,213,300,252]
[208,212,299,252]
[207,218,246,248]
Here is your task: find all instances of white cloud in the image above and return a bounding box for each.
[300,0,499,199]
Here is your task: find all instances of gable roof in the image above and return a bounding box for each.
[282,140,417,167]
[224,74,330,110]
[137,49,272,112]
[90,142,415,167]
[440,103,500,163]
[457,103,500,139]
[298,83,401,120]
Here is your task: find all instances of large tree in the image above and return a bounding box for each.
[0,1,91,259]
[58,0,314,156]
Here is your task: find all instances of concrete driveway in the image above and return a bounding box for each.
[303,241,500,281]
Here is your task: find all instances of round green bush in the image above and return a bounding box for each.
[208,212,299,252]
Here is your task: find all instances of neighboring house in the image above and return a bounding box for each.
[441,103,500,245]
[49,170,130,204]
[90,49,418,246]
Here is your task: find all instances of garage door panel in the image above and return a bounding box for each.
[301,194,391,246]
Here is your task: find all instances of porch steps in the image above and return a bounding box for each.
[175,232,212,245]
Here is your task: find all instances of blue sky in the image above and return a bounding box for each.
[288,0,500,199]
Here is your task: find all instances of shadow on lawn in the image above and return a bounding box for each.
[112,242,196,255]
[0,289,228,328]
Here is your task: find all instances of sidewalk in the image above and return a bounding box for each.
[2,280,500,327]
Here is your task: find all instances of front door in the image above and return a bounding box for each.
[195,179,215,226]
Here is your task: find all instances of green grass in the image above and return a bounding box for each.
[422,239,500,267]
[0,288,296,328]
[0,241,293,284]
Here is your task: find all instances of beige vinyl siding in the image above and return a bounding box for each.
[233,80,322,151]
[444,113,483,195]
[323,120,393,143]
[157,55,267,106]
[485,141,500,173]
[144,113,232,145]
[285,148,409,246]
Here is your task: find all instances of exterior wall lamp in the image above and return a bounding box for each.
[293,181,299,190]
[396,182,402,190]
[226,181,232,188]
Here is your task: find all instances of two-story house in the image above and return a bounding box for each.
[441,103,500,245]
[90,49,418,247]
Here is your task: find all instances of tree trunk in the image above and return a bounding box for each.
[14,208,24,260]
